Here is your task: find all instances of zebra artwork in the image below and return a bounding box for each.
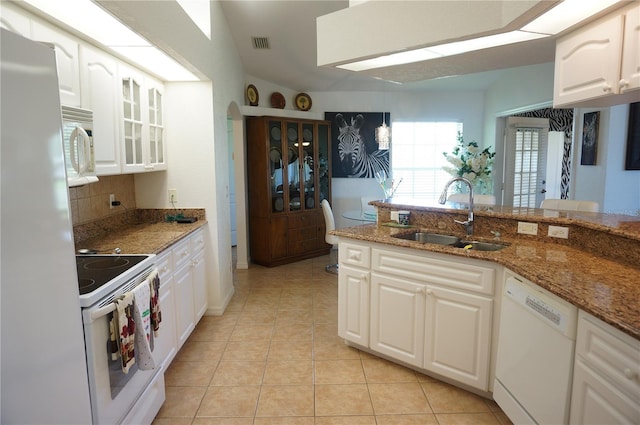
[332,113,390,178]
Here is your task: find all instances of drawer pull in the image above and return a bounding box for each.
[349,253,361,261]
[623,368,636,380]
[181,251,189,258]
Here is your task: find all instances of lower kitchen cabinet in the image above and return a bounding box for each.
[370,273,425,367]
[338,264,370,347]
[338,239,496,392]
[424,284,493,389]
[174,259,196,349]
[152,250,177,368]
[569,310,640,424]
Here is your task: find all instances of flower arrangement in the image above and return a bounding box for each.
[442,132,495,193]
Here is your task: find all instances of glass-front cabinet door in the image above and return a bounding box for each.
[269,119,286,213]
[317,122,330,204]
[122,76,143,168]
[301,122,315,210]
[286,121,301,211]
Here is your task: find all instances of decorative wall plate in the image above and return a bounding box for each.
[270,92,286,109]
[294,93,312,111]
[246,84,259,106]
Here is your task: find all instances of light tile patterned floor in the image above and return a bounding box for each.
[153,254,513,425]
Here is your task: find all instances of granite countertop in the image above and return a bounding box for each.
[332,223,640,341]
[76,220,207,255]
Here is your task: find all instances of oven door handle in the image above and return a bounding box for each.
[89,303,116,322]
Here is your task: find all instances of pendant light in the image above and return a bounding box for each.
[375,112,390,150]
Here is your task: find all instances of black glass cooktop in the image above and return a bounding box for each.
[76,255,149,296]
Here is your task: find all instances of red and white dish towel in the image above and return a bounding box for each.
[109,269,161,373]
[113,292,136,374]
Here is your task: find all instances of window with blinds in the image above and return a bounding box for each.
[391,122,462,200]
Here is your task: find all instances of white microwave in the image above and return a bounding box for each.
[62,105,98,187]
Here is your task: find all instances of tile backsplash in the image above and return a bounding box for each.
[69,174,136,225]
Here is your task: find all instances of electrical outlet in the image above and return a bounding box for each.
[517,221,538,235]
[109,194,115,209]
[548,225,569,239]
[168,189,177,204]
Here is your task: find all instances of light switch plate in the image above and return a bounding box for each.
[548,225,569,239]
[517,221,538,235]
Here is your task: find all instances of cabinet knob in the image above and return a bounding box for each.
[602,83,612,92]
[426,289,433,296]
[619,79,629,90]
[623,368,636,380]
[349,253,361,261]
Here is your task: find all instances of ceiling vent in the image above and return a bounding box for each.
[252,36,270,50]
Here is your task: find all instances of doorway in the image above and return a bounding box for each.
[503,117,549,208]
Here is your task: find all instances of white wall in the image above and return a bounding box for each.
[573,104,640,214]
[109,0,245,314]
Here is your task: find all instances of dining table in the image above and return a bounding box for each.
[342,209,377,222]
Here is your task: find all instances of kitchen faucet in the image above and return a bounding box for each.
[438,177,474,236]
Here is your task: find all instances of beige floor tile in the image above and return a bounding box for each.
[192,418,253,425]
[210,361,266,386]
[152,417,194,425]
[157,253,513,424]
[314,359,366,384]
[268,339,312,361]
[368,383,432,415]
[255,385,314,417]
[314,416,376,425]
[222,340,270,361]
[421,381,491,413]
[315,384,374,416]
[436,412,501,424]
[197,385,260,417]
[165,361,216,386]
[313,338,361,360]
[263,360,313,385]
[361,358,418,383]
[253,417,314,425]
[174,340,227,363]
[375,414,439,424]
[156,386,207,418]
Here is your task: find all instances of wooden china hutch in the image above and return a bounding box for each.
[246,116,332,267]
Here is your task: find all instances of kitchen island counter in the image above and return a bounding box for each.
[333,219,640,341]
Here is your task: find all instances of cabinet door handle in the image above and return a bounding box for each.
[602,83,612,92]
[623,368,636,380]
[619,79,629,90]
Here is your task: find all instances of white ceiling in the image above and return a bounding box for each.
[218,0,558,92]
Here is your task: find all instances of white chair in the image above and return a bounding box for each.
[321,199,339,274]
[447,193,497,206]
[540,199,599,212]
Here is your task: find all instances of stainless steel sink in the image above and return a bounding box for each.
[392,231,508,251]
[393,232,459,246]
[454,240,508,251]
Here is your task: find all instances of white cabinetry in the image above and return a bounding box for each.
[338,242,371,347]
[370,273,425,367]
[338,240,496,391]
[0,3,30,37]
[79,44,121,175]
[31,20,81,107]
[119,65,166,173]
[151,250,177,368]
[554,2,640,107]
[172,228,207,348]
[569,310,640,424]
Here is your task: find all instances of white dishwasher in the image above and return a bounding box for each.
[494,274,578,425]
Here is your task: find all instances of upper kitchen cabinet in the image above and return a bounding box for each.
[79,44,121,175]
[0,3,30,37]
[31,21,81,107]
[246,116,332,266]
[119,64,167,173]
[554,2,640,107]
